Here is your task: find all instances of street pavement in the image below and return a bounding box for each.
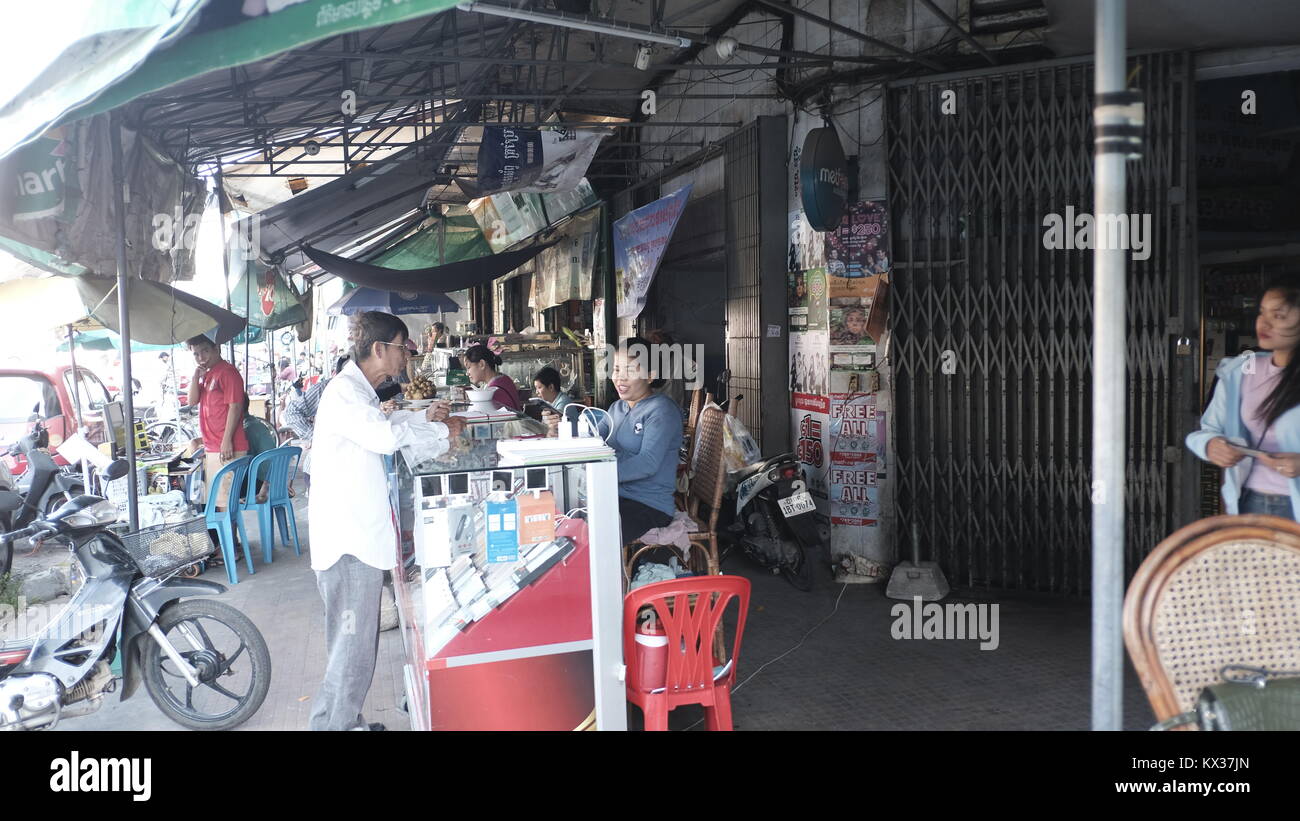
[32,494,1154,732]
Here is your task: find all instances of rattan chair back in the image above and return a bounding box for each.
[1123,514,1300,720]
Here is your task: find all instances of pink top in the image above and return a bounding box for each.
[1241,355,1290,494]
[488,374,522,412]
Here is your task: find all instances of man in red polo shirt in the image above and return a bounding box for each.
[188,335,249,540]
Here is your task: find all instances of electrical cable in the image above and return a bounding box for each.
[681,580,852,730]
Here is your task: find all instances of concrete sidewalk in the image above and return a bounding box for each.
[53,497,409,732]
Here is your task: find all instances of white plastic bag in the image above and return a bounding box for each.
[721,413,762,474]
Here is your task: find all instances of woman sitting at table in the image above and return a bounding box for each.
[545,337,683,544]
[465,343,522,412]
[532,366,573,412]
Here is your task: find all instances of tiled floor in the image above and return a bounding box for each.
[48,499,1154,731]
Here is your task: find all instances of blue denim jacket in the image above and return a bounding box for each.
[1186,351,1300,516]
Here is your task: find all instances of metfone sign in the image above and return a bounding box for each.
[799,127,848,231]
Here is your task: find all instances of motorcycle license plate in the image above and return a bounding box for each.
[779,491,816,518]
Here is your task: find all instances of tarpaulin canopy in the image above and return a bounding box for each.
[57,329,175,352]
[0,274,246,344]
[302,240,557,296]
[0,0,206,161]
[49,0,464,130]
[370,211,492,270]
[229,264,309,331]
[0,114,204,282]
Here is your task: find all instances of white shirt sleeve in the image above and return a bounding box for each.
[322,389,448,456]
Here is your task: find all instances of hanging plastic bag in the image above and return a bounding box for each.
[721,412,762,474]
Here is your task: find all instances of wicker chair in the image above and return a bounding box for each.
[625,404,727,583]
[1123,513,1300,724]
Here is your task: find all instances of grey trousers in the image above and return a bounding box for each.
[308,554,383,731]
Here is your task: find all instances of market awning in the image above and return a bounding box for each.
[302,240,556,296]
[48,0,464,133]
[0,274,246,344]
[0,0,206,161]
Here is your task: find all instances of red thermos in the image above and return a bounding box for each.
[633,613,668,692]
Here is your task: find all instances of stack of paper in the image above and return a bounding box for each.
[496,437,613,464]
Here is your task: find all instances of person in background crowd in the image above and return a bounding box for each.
[284,355,350,491]
[308,311,466,732]
[286,355,349,442]
[645,328,690,413]
[241,396,277,504]
[278,357,297,385]
[532,366,572,412]
[426,322,448,350]
[464,343,522,411]
[188,333,249,560]
[1189,272,1300,522]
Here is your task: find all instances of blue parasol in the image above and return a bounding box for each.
[325,286,460,316]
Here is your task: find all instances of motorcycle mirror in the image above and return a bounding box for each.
[0,491,22,514]
[103,459,130,482]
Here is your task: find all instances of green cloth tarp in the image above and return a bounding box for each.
[370,210,492,270]
[54,0,463,128]
[229,265,308,331]
[0,0,206,160]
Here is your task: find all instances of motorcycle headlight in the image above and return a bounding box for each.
[63,500,120,528]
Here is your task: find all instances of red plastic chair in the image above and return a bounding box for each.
[623,575,751,731]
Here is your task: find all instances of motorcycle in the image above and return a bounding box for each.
[3,420,84,577]
[0,484,271,730]
[723,452,828,590]
[0,418,270,730]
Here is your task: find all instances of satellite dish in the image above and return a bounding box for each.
[799,127,849,231]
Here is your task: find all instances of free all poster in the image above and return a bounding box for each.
[829,371,886,527]
[787,267,828,332]
[827,200,890,369]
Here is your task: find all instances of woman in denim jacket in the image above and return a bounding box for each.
[1187,275,1300,520]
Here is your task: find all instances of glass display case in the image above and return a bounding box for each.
[388,431,625,731]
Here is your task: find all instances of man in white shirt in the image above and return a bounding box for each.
[308,311,466,731]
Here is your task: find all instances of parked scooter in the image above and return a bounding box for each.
[3,420,84,577]
[708,371,828,590]
[723,454,828,590]
[0,485,271,730]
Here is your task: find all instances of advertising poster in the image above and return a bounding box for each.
[791,406,830,501]
[788,209,826,272]
[471,126,608,196]
[615,183,694,319]
[468,192,548,253]
[826,199,890,281]
[787,267,828,332]
[789,330,829,399]
[827,200,890,367]
[829,374,885,527]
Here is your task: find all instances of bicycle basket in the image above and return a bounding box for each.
[117,517,213,578]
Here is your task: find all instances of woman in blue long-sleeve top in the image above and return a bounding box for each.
[547,337,683,543]
[1188,274,1300,520]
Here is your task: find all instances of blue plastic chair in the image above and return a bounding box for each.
[203,455,254,585]
[243,446,303,563]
